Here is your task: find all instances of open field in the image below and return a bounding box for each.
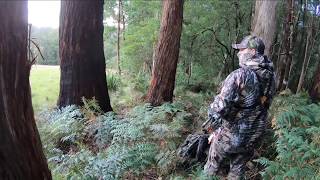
[29,65,139,113]
[30,65,60,112]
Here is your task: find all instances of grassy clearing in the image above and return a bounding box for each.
[29,65,211,117]
[30,65,60,112]
[30,66,144,114]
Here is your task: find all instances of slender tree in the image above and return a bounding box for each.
[58,0,112,112]
[285,0,308,92]
[296,14,318,93]
[0,1,51,179]
[309,62,320,102]
[147,0,184,106]
[251,0,278,57]
[283,0,295,90]
[117,0,122,75]
[276,0,295,91]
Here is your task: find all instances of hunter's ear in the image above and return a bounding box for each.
[250,48,256,55]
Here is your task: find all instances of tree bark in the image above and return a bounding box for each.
[286,0,308,92]
[277,0,294,91]
[58,0,112,112]
[120,0,125,40]
[147,0,184,106]
[117,0,122,75]
[0,2,51,179]
[296,14,316,93]
[251,0,278,57]
[309,63,320,102]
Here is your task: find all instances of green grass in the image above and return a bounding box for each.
[29,66,142,114]
[30,65,60,112]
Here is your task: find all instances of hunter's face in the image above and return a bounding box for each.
[237,48,256,66]
[238,48,256,55]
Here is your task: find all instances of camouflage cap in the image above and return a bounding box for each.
[232,35,265,55]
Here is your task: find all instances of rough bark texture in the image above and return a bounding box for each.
[251,0,278,57]
[147,0,184,106]
[309,63,320,102]
[58,0,112,112]
[0,2,52,179]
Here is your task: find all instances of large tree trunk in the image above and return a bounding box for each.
[0,2,51,179]
[251,0,278,57]
[58,0,112,112]
[147,0,183,106]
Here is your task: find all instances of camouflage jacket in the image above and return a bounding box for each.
[208,54,276,147]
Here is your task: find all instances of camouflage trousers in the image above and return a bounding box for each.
[204,128,253,180]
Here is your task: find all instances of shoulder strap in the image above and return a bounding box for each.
[254,69,274,107]
[262,73,274,108]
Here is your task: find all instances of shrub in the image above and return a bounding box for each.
[38,105,86,157]
[107,73,121,91]
[38,102,194,179]
[132,71,150,93]
[256,96,320,179]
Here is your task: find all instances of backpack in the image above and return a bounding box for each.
[177,133,210,162]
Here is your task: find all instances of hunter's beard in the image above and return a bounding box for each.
[237,52,255,67]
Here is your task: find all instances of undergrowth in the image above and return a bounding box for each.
[256,92,320,179]
[107,73,122,91]
[37,99,200,179]
[37,91,320,179]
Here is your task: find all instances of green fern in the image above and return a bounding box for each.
[257,98,320,179]
[39,102,192,179]
[81,97,103,116]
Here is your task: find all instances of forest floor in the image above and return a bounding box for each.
[31,65,317,179]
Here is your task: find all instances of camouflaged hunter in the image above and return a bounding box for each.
[204,35,276,179]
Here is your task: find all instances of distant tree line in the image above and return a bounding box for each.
[30,27,59,65]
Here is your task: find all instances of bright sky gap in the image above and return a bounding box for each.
[28,0,117,28]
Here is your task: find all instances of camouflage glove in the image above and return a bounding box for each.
[202,109,222,133]
[202,118,222,133]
